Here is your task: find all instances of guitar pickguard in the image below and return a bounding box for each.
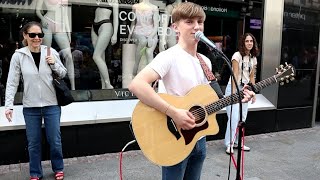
[181,121,208,145]
[167,117,181,140]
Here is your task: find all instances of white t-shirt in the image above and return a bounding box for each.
[148,44,212,96]
[228,51,257,85]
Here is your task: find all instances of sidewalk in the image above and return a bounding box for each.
[1,124,320,180]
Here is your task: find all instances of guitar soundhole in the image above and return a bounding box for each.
[189,105,206,125]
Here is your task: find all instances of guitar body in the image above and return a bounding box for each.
[131,84,220,166]
[131,63,295,166]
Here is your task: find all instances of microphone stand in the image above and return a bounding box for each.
[210,48,244,180]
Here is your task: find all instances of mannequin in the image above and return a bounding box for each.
[91,0,119,89]
[126,0,159,76]
[36,0,75,90]
[159,0,183,52]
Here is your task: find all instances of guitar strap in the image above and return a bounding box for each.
[196,53,216,81]
[196,53,223,98]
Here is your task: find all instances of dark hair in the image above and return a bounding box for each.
[172,2,206,23]
[238,33,259,57]
[20,21,43,46]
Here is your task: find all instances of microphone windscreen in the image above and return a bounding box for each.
[195,31,203,41]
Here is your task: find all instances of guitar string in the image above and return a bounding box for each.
[192,73,291,121]
[189,93,242,121]
[187,77,277,120]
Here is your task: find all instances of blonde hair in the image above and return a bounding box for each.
[172,2,206,23]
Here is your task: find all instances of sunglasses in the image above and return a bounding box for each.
[27,33,45,38]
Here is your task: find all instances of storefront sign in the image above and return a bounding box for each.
[69,0,139,7]
[0,0,36,10]
[203,6,240,18]
[284,11,306,21]
[283,6,318,25]
[114,90,135,98]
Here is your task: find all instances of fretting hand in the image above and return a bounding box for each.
[242,84,256,103]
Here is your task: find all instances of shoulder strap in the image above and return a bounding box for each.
[47,46,51,56]
[47,46,56,77]
[196,53,216,81]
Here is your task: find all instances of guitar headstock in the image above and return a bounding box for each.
[275,63,295,85]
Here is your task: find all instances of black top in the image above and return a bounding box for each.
[31,52,41,70]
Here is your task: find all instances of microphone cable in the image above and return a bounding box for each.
[119,139,136,180]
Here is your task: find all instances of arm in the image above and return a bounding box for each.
[128,67,196,130]
[147,6,159,48]
[36,0,46,22]
[110,0,119,45]
[4,53,21,121]
[159,5,173,52]
[150,6,160,39]
[231,59,240,94]
[248,62,257,103]
[49,48,67,78]
[230,59,255,103]
[63,4,72,42]
[128,67,167,112]
[250,65,256,84]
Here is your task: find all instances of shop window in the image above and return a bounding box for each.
[278,2,319,108]
[0,0,263,105]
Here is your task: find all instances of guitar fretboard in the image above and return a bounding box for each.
[205,75,277,115]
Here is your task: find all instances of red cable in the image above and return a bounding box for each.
[119,151,123,180]
[119,140,136,180]
[229,126,247,180]
[241,128,245,180]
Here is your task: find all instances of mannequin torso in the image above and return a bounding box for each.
[126,0,159,76]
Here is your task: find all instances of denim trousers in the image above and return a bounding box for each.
[224,84,248,147]
[23,106,64,178]
[162,137,206,180]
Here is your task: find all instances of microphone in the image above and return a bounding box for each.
[195,31,217,50]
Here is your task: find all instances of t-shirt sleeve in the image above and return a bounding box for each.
[231,51,241,63]
[147,51,172,79]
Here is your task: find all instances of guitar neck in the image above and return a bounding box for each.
[205,75,277,115]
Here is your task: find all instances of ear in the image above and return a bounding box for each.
[171,22,179,34]
[23,33,28,40]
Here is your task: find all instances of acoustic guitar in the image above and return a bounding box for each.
[131,63,295,166]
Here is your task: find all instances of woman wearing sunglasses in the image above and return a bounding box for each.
[4,21,67,180]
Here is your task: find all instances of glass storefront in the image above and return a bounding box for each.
[0,0,263,105]
[279,0,320,112]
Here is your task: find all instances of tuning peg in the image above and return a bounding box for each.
[291,73,294,76]
[286,75,290,79]
[280,78,284,81]
[280,82,284,86]
[286,79,290,83]
[285,62,288,66]
[275,68,279,72]
[280,65,284,69]
[290,77,295,81]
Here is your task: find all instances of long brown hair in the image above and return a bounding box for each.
[238,33,259,57]
[20,21,43,46]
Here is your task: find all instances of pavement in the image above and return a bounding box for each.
[1,123,320,180]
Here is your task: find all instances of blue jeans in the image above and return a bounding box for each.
[23,106,64,178]
[224,84,248,147]
[162,137,206,180]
